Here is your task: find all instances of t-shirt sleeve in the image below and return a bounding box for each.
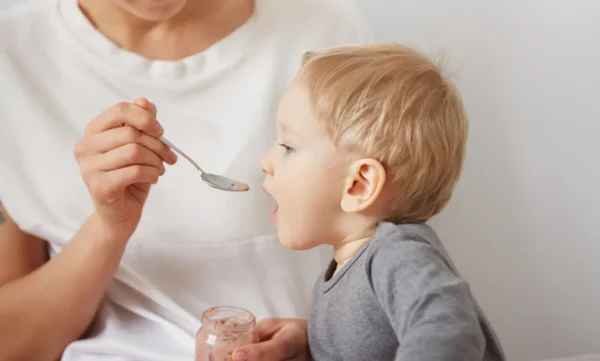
[369,235,486,361]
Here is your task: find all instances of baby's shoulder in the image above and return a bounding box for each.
[368,222,448,260]
[366,222,458,281]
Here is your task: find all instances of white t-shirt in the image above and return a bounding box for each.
[0,0,372,359]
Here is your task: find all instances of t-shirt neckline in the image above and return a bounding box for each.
[57,0,262,79]
[321,240,371,293]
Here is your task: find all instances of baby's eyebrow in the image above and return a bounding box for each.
[279,121,291,132]
[279,122,302,138]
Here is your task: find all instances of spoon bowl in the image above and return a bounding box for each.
[201,173,249,192]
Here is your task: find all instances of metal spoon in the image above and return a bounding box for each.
[159,136,249,192]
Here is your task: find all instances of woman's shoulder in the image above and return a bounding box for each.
[0,0,57,51]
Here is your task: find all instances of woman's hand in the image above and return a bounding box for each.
[74,98,177,240]
[233,318,311,361]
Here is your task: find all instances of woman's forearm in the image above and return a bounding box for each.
[0,213,129,361]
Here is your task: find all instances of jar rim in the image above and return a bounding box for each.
[201,306,256,333]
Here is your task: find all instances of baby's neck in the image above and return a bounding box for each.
[332,224,378,274]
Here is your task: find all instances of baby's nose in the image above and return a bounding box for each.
[259,154,273,175]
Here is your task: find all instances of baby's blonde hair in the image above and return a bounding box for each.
[298,43,468,223]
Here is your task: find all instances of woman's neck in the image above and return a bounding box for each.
[78,0,255,60]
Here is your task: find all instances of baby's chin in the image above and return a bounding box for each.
[278,232,319,251]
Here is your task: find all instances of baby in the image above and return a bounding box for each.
[260,43,506,361]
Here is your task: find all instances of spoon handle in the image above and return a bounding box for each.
[159,136,204,173]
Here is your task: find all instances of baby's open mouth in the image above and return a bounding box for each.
[269,203,278,224]
[262,186,278,223]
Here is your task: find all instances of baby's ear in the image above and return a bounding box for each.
[340,158,386,213]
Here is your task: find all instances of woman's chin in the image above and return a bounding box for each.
[117,0,187,22]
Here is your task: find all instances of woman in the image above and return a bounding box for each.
[0,0,371,360]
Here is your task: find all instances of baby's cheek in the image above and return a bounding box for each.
[280,186,336,249]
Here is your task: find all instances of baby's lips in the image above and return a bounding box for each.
[261,185,270,196]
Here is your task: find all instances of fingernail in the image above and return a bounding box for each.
[155,122,164,136]
[160,164,165,175]
[170,150,178,163]
[234,351,248,361]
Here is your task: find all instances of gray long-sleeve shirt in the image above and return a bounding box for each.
[308,222,505,361]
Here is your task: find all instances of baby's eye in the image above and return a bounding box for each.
[278,143,295,154]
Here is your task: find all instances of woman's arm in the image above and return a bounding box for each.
[0,203,128,361]
[0,98,174,361]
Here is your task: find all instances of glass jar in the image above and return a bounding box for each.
[195,306,256,361]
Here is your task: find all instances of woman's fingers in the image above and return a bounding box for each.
[134,97,157,116]
[96,143,165,173]
[75,98,176,207]
[75,125,177,164]
[87,165,162,205]
[84,101,163,137]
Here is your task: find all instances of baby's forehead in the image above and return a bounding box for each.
[276,84,325,136]
[277,116,321,139]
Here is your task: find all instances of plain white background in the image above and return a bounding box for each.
[1,0,599,360]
